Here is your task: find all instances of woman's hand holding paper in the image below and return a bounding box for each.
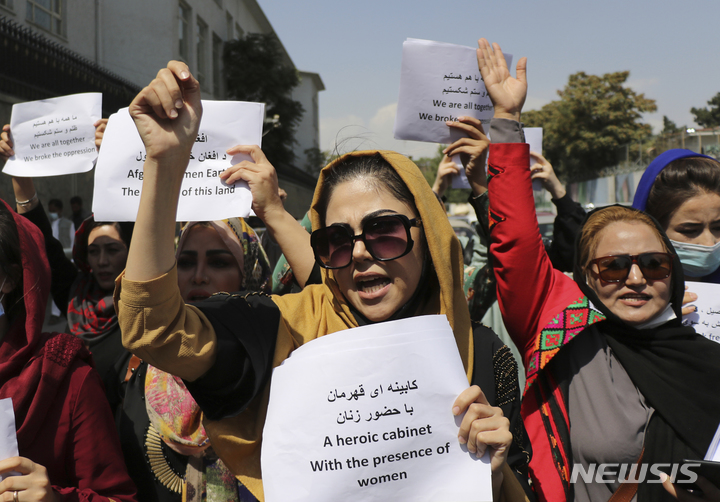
[443,116,490,196]
[128,61,202,169]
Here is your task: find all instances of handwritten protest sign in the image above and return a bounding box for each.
[394,38,512,145]
[92,100,264,222]
[3,93,101,177]
[682,281,720,344]
[262,315,492,502]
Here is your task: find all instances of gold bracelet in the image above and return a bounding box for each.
[16,193,37,207]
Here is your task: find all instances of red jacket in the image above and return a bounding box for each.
[488,143,606,501]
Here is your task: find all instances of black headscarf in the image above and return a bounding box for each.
[574,205,720,500]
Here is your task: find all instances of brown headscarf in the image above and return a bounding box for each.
[203,150,474,500]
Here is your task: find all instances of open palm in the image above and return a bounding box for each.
[476,38,527,120]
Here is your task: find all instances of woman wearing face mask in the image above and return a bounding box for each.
[0,199,137,502]
[632,151,720,282]
[115,62,531,501]
[477,38,720,502]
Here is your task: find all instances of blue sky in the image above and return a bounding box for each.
[259,0,719,159]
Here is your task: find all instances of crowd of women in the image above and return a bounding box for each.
[0,36,718,502]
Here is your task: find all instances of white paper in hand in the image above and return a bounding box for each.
[92,100,264,222]
[3,93,101,177]
[0,398,19,480]
[394,38,511,145]
[261,315,492,502]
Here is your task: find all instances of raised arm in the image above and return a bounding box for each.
[478,39,578,365]
[124,61,202,282]
[220,145,316,288]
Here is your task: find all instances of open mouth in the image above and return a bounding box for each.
[356,277,391,294]
[619,293,651,303]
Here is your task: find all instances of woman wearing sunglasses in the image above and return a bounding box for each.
[115,62,531,501]
[476,39,720,502]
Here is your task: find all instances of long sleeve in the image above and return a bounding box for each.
[20,203,78,314]
[487,138,580,369]
[51,364,137,502]
[546,193,586,272]
[115,266,279,421]
[116,266,219,381]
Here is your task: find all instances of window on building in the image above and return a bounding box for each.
[26,0,63,36]
[212,33,223,98]
[0,0,15,10]
[235,22,244,40]
[196,17,208,89]
[178,1,191,62]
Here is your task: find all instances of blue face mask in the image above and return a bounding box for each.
[670,239,720,277]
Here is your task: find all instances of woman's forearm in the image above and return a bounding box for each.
[124,157,185,282]
[263,207,315,288]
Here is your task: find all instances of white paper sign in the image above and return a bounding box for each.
[3,93,102,177]
[682,281,720,344]
[261,315,492,502]
[394,38,512,145]
[92,100,264,222]
[525,127,544,191]
[0,398,18,480]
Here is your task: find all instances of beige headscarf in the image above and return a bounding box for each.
[204,150,474,500]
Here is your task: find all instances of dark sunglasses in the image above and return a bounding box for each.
[588,252,673,283]
[311,214,422,269]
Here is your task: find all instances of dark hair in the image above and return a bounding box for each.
[48,198,63,211]
[0,205,25,322]
[87,221,134,249]
[70,196,82,205]
[645,157,720,229]
[578,205,669,274]
[316,154,415,225]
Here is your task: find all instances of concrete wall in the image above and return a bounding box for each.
[292,71,323,171]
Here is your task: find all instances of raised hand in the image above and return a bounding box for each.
[128,60,202,168]
[220,145,284,222]
[94,118,108,151]
[444,116,490,196]
[0,124,14,161]
[432,154,460,197]
[530,151,565,199]
[476,38,527,121]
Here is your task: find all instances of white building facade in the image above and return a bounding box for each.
[0,0,321,216]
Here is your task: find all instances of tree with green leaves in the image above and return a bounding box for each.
[223,33,304,167]
[662,115,680,134]
[523,71,656,182]
[691,93,720,128]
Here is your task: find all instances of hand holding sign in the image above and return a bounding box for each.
[220,145,284,222]
[476,38,527,121]
[443,116,489,195]
[2,93,101,177]
[128,60,202,166]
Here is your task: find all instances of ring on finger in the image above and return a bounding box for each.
[13,491,18,502]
